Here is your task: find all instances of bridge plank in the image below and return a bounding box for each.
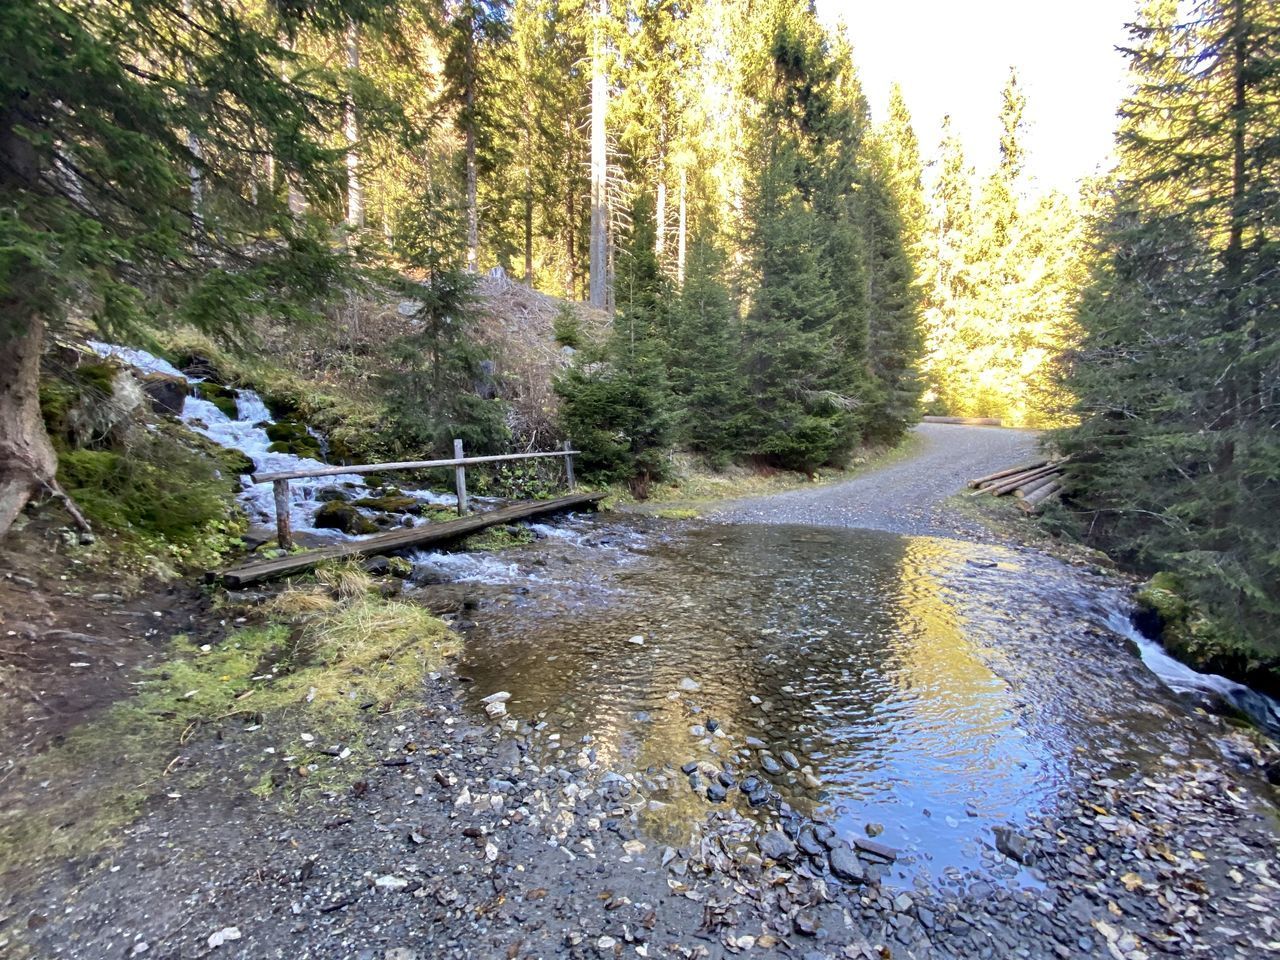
[221,492,604,587]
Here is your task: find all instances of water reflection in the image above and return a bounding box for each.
[437,522,1107,874]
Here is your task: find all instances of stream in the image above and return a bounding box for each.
[411,515,1280,879]
[96,341,1280,882]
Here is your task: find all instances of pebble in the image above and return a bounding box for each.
[758,830,796,862]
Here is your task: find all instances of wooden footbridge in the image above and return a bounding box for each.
[222,440,603,587]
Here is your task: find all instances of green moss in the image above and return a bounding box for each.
[195,381,238,418]
[314,500,379,535]
[0,591,459,872]
[386,556,414,578]
[656,508,699,520]
[464,524,534,551]
[58,431,236,542]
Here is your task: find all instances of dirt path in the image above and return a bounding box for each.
[710,423,1040,539]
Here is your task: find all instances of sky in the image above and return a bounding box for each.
[816,0,1135,193]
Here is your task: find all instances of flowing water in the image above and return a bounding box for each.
[412,516,1280,877]
[90,342,458,538]
[92,341,1280,878]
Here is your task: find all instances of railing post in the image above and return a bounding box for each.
[453,438,468,516]
[272,479,293,550]
[563,438,576,491]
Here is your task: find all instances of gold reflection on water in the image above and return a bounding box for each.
[887,536,1015,760]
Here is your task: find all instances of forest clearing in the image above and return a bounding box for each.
[2,0,1279,957]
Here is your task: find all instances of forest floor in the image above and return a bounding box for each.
[2,425,1279,960]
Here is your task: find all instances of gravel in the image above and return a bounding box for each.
[710,422,1041,538]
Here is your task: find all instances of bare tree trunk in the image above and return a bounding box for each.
[655,169,666,261]
[587,0,608,309]
[677,166,687,286]
[344,19,364,230]
[0,319,86,538]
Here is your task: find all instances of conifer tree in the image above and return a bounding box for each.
[1057,0,1280,673]
[0,0,378,534]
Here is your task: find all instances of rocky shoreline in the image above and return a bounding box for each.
[7,645,1278,960]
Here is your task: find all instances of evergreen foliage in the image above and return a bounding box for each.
[1056,0,1280,675]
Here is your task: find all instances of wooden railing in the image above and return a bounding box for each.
[252,439,578,549]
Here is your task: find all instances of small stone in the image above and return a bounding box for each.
[780,750,801,769]
[894,894,914,913]
[481,691,511,704]
[758,830,796,862]
[759,753,784,776]
[627,635,645,645]
[375,875,410,891]
[993,826,1031,865]
[678,678,701,693]
[828,844,865,882]
[706,784,727,803]
[748,788,770,807]
[484,701,507,717]
[207,927,241,949]
[865,822,884,837]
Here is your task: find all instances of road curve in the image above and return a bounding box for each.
[708,422,1041,540]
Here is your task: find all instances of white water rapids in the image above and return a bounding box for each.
[89,342,455,540]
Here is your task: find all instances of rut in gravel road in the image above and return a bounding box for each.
[710,422,1040,539]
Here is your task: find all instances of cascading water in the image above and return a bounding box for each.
[89,342,457,539]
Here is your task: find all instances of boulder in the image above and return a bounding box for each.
[139,373,188,415]
[316,486,350,503]
[314,501,378,535]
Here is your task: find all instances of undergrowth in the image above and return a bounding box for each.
[0,562,458,872]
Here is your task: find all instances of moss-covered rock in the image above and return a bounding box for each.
[264,419,322,460]
[314,501,378,535]
[353,495,421,514]
[139,373,189,416]
[1135,572,1280,698]
[195,381,238,418]
[316,486,351,503]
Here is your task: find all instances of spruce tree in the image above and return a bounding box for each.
[0,0,378,535]
[1057,0,1280,674]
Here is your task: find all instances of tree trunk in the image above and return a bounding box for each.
[677,166,687,286]
[587,0,608,309]
[0,318,61,537]
[344,19,364,230]
[655,171,666,261]
[464,11,479,273]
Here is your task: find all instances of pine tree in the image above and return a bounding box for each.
[873,83,927,261]
[1057,0,1280,676]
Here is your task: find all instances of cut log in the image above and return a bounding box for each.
[1013,474,1058,498]
[968,460,1048,488]
[923,416,1002,426]
[986,464,1061,497]
[1019,483,1062,511]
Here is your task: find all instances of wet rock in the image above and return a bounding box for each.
[678,678,701,693]
[780,750,801,770]
[993,826,1032,865]
[139,373,188,415]
[747,788,771,808]
[706,784,727,803]
[853,837,898,862]
[739,775,761,794]
[758,830,796,862]
[829,844,866,884]
[865,822,884,837]
[314,501,378,535]
[797,828,825,858]
[316,486,351,503]
[759,753,784,776]
[680,761,698,775]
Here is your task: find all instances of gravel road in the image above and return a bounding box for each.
[710,422,1041,538]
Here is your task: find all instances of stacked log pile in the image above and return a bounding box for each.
[968,459,1065,513]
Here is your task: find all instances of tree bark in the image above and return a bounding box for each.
[344,19,364,230]
[677,166,687,286]
[464,11,479,273]
[587,0,608,309]
[0,319,62,537]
